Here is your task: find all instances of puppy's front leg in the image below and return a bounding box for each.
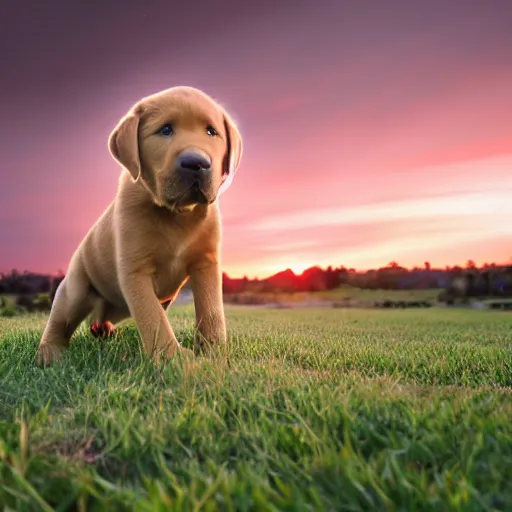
[189,261,227,351]
[120,272,189,362]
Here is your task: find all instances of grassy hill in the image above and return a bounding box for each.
[1,306,511,510]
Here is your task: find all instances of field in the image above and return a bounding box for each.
[224,286,440,306]
[1,305,512,511]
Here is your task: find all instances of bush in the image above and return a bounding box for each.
[0,305,21,317]
[33,292,52,310]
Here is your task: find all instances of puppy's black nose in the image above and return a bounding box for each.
[176,151,212,172]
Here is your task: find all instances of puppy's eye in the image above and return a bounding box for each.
[157,124,173,136]
[206,125,218,137]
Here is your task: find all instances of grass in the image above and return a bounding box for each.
[0,294,17,305]
[1,305,512,511]
[225,287,440,306]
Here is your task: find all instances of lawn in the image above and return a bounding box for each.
[316,286,440,302]
[224,286,441,306]
[1,305,512,511]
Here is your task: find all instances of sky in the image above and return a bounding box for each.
[1,0,512,278]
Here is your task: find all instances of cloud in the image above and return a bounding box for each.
[248,190,512,233]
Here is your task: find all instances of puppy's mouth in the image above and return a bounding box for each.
[167,182,213,213]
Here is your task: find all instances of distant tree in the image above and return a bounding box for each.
[465,259,476,269]
[302,266,328,291]
[424,261,431,271]
[337,266,349,285]
[222,273,233,294]
[324,266,340,289]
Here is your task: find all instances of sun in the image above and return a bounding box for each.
[287,262,310,274]
[262,261,311,275]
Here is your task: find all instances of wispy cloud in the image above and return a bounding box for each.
[248,190,512,233]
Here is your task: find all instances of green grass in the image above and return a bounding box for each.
[225,287,440,306]
[0,294,17,305]
[1,306,512,511]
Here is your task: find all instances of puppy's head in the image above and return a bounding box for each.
[108,86,242,212]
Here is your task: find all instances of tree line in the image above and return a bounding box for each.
[223,260,512,296]
[1,260,512,299]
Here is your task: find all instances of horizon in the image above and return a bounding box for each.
[2,258,511,282]
[2,1,512,277]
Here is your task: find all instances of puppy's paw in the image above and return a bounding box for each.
[194,334,227,356]
[36,342,66,367]
[177,345,195,362]
[174,346,197,372]
[90,322,115,338]
[195,339,230,367]
[151,343,195,367]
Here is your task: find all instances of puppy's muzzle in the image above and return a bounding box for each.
[175,149,211,204]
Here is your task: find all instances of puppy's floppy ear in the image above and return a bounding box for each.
[108,106,142,181]
[219,111,243,196]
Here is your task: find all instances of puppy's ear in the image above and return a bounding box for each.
[108,106,142,181]
[219,112,243,196]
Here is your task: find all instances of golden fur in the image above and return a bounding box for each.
[37,86,242,366]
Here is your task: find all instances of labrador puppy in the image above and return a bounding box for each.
[36,86,242,366]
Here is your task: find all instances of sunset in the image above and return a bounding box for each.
[1,1,512,277]
[2,2,512,509]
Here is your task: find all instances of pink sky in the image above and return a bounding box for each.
[1,1,512,278]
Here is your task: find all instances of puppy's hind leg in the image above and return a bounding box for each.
[36,264,95,366]
[90,302,130,338]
